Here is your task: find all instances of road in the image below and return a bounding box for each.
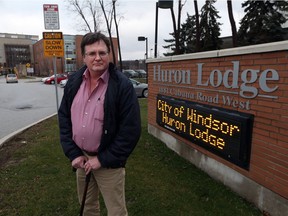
[0,76,64,143]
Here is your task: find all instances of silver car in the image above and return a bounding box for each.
[123,69,138,78]
[129,78,148,98]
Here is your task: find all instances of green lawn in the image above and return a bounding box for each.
[0,99,261,216]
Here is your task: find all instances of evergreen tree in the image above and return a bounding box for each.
[180,14,197,53]
[238,0,288,46]
[199,0,223,51]
[163,14,197,56]
[163,33,176,56]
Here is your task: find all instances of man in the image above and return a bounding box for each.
[58,32,141,216]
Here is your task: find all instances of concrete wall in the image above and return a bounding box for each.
[146,41,288,216]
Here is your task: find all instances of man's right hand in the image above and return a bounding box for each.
[71,156,88,169]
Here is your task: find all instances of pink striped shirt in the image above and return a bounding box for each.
[71,69,109,153]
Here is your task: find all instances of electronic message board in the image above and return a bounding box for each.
[156,94,254,169]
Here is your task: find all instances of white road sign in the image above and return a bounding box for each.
[43,4,60,30]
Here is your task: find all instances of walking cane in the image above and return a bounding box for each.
[80,171,92,216]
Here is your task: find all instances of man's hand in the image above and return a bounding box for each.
[84,156,101,174]
[72,156,87,169]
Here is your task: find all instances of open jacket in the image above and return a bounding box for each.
[58,63,141,168]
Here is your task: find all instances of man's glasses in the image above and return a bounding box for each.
[85,51,109,58]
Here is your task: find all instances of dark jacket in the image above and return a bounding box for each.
[58,63,141,168]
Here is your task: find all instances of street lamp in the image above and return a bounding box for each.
[138,36,148,59]
[154,0,175,58]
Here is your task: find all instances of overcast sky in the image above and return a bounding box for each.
[0,0,245,60]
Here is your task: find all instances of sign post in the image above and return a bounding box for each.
[43,4,62,111]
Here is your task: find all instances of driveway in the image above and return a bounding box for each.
[0,76,63,146]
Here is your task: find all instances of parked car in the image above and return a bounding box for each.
[59,79,67,88]
[44,74,67,84]
[123,69,138,78]
[134,69,147,78]
[6,73,18,83]
[41,76,50,82]
[67,71,76,78]
[129,78,148,98]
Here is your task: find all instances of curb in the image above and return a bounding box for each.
[0,113,57,148]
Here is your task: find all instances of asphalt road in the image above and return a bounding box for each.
[0,76,64,144]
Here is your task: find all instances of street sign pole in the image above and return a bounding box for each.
[53,57,59,111]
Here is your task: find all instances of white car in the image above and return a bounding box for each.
[6,73,18,83]
[59,79,67,88]
[41,76,50,82]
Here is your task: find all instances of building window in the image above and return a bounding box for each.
[4,44,31,68]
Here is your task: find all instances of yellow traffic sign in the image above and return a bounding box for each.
[43,32,63,39]
[43,39,64,57]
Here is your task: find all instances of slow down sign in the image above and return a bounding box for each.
[43,39,64,57]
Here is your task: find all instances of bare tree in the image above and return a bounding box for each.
[112,0,122,71]
[98,0,116,64]
[65,0,121,66]
[65,0,103,32]
[227,0,238,47]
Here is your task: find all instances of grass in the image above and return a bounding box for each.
[0,99,261,216]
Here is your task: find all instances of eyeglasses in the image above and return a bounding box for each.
[85,51,109,58]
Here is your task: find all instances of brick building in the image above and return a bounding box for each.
[0,33,38,75]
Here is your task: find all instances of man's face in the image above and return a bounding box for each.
[83,40,110,74]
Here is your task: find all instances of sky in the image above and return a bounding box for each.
[0,0,245,60]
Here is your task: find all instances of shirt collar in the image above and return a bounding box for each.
[83,68,109,83]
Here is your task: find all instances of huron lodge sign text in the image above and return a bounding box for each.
[153,61,279,110]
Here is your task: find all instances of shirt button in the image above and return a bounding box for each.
[85,112,88,115]
[82,125,86,128]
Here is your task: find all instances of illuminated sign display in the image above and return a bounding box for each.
[156,94,254,169]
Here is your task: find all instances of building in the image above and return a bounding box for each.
[0,33,38,76]
[64,35,77,73]
[33,34,82,77]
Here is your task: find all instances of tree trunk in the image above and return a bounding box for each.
[194,0,200,52]
[170,8,179,55]
[113,1,122,71]
[227,0,238,47]
[99,0,116,65]
[177,0,182,54]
